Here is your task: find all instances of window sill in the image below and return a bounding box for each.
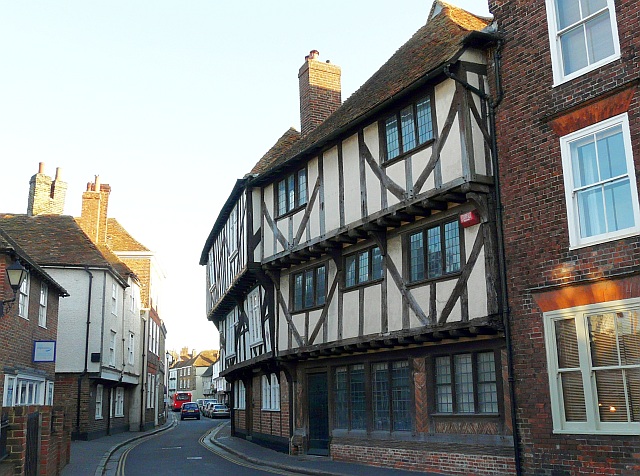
[406,270,462,288]
[276,203,307,221]
[552,54,620,88]
[568,228,640,251]
[260,408,281,412]
[382,139,434,168]
[344,278,384,292]
[431,412,500,418]
[291,304,325,314]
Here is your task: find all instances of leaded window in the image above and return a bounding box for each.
[408,220,461,282]
[345,246,383,288]
[383,95,433,161]
[292,264,326,312]
[277,168,308,216]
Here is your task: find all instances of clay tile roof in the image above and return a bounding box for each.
[250,128,302,175]
[253,0,491,180]
[0,214,129,284]
[105,218,150,252]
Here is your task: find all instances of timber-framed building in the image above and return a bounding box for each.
[201,2,516,474]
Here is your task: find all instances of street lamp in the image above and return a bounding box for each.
[1,260,27,317]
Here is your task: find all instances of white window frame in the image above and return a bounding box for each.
[111,282,117,315]
[248,288,262,346]
[234,380,246,410]
[128,332,135,365]
[544,297,640,435]
[2,374,48,407]
[261,375,271,410]
[270,374,280,411]
[96,384,104,419]
[18,273,29,319]
[115,387,124,417]
[225,309,236,357]
[561,114,640,249]
[228,205,238,255]
[109,331,117,367]
[46,381,54,406]
[545,0,620,86]
[38,283,48,328]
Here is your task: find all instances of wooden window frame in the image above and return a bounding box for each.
[276,167,308,218]
[406,218,463,284]
[344,246,383,289]
[291,263,326,312]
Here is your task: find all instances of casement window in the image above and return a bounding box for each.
[262,374,280,411]
[277,168,308,217]
[234,380,246,410]
[225,309,237,356]
[128,332,135,365]
[38,283,48,328]
[292,264,326,312]
[18,273,29,319]
[408,220,461,283]
[109,331,117,367]
[335,361,412,432]
[2,374,51,407]
[228,205,238,254]
[111,283,117,315]
[544,298,640,434]
[95,384,104,419]
[434,351,498,414]
[146,374,152,408]
[561,114,640,248]
[345,246,383,288]
[248,288,262,345]
[130,293,135,312]
[208,249,216,289]
[115,387,124,417]
[383,94,433,161]
[545,0,620,85]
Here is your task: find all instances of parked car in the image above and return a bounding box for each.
[209,404,230,419]
[198,398,217,412]
[180,402,201,421]
[203,401,216,417]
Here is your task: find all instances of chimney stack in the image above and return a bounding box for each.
[298,50,341,136]
[27,162,68,216]
[77,175,111,245]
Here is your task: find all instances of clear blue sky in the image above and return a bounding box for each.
[0,1,491,353]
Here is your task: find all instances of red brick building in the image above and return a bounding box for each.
[490,0,640,473]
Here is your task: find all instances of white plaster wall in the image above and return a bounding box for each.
[363,285,382,335]
[252,188,262,261]
[277,218,288,254]
[465,226,488,320]
[342,134,361,225]
[362,124,382,215]
[436,278,461,322]
[412,145,435,193]
[435,79,464,184]
[409,284,430,329]
[263,185,275,259]
[322,146,341,232]
[278,274,290,351]
[466,72,488,177]
[385,160,404,208]
[386,236,404,332]
[308,308,323,344]
[342,291,360,339]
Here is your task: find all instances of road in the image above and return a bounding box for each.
[110,414,301,476]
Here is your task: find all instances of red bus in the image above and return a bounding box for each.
[171,391,192,411]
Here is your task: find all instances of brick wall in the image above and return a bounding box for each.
[489,0,640,473]
[27,164,67,217]
[298,50,341,136]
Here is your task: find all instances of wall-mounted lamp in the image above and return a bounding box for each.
[1,260,28,317]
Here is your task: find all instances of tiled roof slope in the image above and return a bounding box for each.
[255,1,491,178]
[250,127,302,175]
[0,226,69,296]
[0,214,129,281]
[105,218,150,252]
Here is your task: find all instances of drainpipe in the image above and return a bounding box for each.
[77,267,94,437]
[140,317,147,431]
[444,40,522,476]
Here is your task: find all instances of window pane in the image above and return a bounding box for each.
[372,247,383,280]
[455,354,475,413]
[582,0,607,15]
[577,187,605,238]
[617,311,640,366]
[400,106,416,152]
[561,25,588,76]
[409,232,424,282]
[298,169,307,207]
[555,318,581,368]
[477,352,498,413]
[594,369,631,422]
[350,365,366,429]
[358,251,369,284]
[435,356,453,413]
[278,180,286,216]
[589,313,619,367]
[604,179,634,232]
[627,369,640,422]
[304,270,314,308]
[561,371,587,421]
[596,126,626,180]
[294,273,303,310]
[392,361,411,430]
[416,97,433,144]
[316,266,326,306]
[572,135,598,187]
[288,174,296,212]
[427,227,442,278]
[385,116,400,160]
[556,0,581,30]
[373,363,390,431]
[444,222,461,273]
[334,368,348,428]
[345,255,356,287]
[585,11,614,64]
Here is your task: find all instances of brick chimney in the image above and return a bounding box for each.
[298,50,341,136]
[78,175,111,245]
[27,162,68,216]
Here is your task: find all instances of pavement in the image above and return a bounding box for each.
[61,413,445,476]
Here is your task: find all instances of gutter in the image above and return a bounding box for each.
[443,40,522,476]
[78,267,94,436]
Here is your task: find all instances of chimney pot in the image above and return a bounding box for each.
[55,167,62,181]
[299,49,341,136]
[38,162,45,174]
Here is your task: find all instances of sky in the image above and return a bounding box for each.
[0,0,492,354]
